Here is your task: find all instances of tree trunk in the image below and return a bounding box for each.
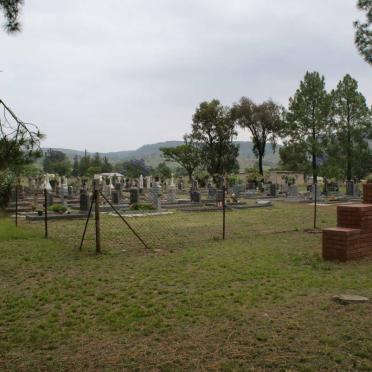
[312,152,317,185]
[258,154,263,175]
[346,107,352,182]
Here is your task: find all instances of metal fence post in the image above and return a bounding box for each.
[15,183,18,227]
[94,189,101,254]
[222,184,226,240]
[44,188,48,239]
[313,182,317,230]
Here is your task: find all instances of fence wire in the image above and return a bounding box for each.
[12,181,339,256]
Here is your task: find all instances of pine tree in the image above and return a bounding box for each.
[330,74,372,180]
[72,155,80,177]
[285,71,332,184]
[354,0,372,65]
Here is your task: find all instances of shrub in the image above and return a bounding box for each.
[48,204,67,214]
[0,170,15,208]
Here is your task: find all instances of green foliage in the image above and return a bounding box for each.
[285,71,332,183]
[354,0,372,65]
[43,149,71,176]
[71,155,79,177]
[160,138,201,181]
[329,74,372,180]
[153,162,172,180]
[0,0,23,33]
[120,159,151,178]
[232,97,284,175]
[190,99,239,176]
[78,151,91,176]
[101,156,113,173]
[0,169,15,207]
[279,143,311,173]
[47,204,67,214]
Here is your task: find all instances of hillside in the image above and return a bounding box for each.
[44,141,280,169]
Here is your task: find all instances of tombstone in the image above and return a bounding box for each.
[129,188,139,204]
[111,190,120,205]
[232,184,241,198]
[216,190,224,204]
[149,184,161,210]
[115,182,122,194]
[191,178,198,191]
[167,187,177,204]
[311,184,321,200]
[139,174,144,193]
[287,185,299,198]
[178,178,184,191]
[208,187,217,201]
[346,181,354,196]
[246,182,256,191]
[60,187,66,206]
[68,185,73,196]
[281,183,289,195]
[190,191,201,203]
[80,190,90,211]
[269,184,277,197]
[46,192,54,207]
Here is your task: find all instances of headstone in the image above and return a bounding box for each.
[129,188,139,204]
[287,185,299,198]
[208,187,217,200]
[190,191,201,203]
[346,181,355,196]
[216,190,224,203]
[311,184,321,200]
[139,174,144,191]
[68,185,73,196]
[80,190,90,211]
[111,190,120,204]
[269,184,277,197]
[149,184,161,210]
[167,186,177,204]
[46,192,54,207]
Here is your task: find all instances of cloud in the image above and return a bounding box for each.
[0,0,371,151]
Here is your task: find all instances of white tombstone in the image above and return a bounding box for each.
[139,174,144,189]
[43,174,52,191]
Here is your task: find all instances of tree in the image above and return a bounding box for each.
[43,149,71,176]
[160,137,201,181]
[71,155,80,177]
[154,162,172,181]
[279,143,311,173]
[354,0,372,65]
[0,99,43,173]
[232,97,284,175]
[79,150,91,176]
[285,72,332,184]
[101,156,113,173]
[0,0,23,33]
[121,159,150,178]
[190,99,239,176]
[330,74,372,180]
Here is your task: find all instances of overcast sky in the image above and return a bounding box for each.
[0,0,371,152]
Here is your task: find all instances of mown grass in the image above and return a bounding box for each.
[1,203,372,371]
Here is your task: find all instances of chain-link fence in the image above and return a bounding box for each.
[9,182,340,256]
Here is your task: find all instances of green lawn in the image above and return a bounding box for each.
[1,203,372,371]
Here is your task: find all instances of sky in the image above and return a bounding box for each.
[0,0,371,152]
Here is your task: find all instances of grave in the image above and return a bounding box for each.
[322,183,372,261]
[129,188,139,204]
[79,190,90,211]
[111,190,120,205]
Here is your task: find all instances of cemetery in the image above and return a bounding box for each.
[1,1,372,370]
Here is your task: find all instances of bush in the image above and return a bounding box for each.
[48,204,67,214]
[0,170,15,208]
[130,203,155,211]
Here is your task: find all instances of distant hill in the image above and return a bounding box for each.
[43,141,280,170]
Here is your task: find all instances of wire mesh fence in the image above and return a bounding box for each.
[10,180,339,257]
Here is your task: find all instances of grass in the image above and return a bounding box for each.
[1,203,372,371]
